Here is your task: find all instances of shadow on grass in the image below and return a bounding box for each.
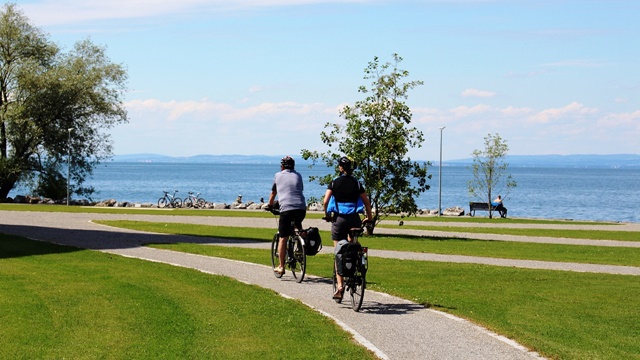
[371,233,474,242]
[0,234,80,259]
[0,223,265,259]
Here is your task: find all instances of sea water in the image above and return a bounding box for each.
[8,162,640,223]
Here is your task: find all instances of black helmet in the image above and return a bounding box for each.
[281,156,295,169]
[338,156,352,171]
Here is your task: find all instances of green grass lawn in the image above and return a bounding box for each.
[3,207,640,359]
[94,220,640,267]
[95,220,640,359]
[0,234,375,359]
[381,223,640,241]
[141,242,640,360]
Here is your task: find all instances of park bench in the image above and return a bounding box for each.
[469,202,507,217]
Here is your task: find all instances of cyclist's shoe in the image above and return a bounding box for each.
[273,266,285,275]
[333,287,344,300]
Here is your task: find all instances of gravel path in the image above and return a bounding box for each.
[2,210,638,359]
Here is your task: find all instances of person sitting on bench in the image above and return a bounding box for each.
[492,195,507,218]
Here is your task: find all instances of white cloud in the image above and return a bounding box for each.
[461,88,496,98]
[125,98,330,122]
[500,106,533,117]
[116,96,640,159]
[450,104,493,118]
[528,102,598,124]
[598,110,640,127]
[117,97,335,155]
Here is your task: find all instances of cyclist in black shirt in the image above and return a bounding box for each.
[322,156,373,300]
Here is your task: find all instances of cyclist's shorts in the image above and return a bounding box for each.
[279,209,306,237]
[331,214,362,241]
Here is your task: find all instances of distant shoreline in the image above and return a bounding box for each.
[111,153,640,168]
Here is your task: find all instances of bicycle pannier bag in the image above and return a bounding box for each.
[335,240,361,277]
[303,227,322,256]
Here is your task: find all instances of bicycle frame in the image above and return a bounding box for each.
[184,191,205,208]
[267,207,307,283]
[333,221,369,312]
[158,190,181,208]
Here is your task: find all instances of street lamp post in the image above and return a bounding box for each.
[67,128,73,206]
[438,126,445,217]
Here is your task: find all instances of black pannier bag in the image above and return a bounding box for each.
[335,240,361,277]
[303,227,322,256]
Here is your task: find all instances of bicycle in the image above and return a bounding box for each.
[332,221,370,312]
[183,191,206,208]
[158,190,182,208]
[266,204,306,283]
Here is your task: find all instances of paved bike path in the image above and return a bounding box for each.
[5,210,637,359]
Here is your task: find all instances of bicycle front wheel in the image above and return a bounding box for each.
[271,233,283,279]
[289,236,306,283]
[196,198,206,208]
[172,198,182,208]
[158,197,169,208]
[350,269,366,312]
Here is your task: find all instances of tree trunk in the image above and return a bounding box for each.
[0,178,17,199]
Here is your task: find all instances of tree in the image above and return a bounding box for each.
[0,3,128,200]
[302,54,430,230]
[467,133,517,219]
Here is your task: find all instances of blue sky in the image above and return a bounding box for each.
[16,0,640,160]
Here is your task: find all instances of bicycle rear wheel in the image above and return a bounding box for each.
[158,197,169,208]
[183,197,194,208]
[270,233,283,278]
[289,236,306,283]
[350,269,366,312]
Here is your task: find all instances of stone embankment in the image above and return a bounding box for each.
[3,194,467,216]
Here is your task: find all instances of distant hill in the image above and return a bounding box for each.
[112,154,290,164]
[112,153,640,168]
[446,154,640,168]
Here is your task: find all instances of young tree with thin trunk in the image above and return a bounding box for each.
[302,54,430,231]
[467,133,517,219]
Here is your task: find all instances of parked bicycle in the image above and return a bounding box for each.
[332,220,370,312]
[158,190,182,208]
[183,191,206,208]
[266,203,306,283]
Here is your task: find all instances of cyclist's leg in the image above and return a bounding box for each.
[271,233,284,278]
[276,211,295,273]
[293,209,306,233]
[332,265,342,303]
[333,238,344,297]
[277,236,287,269]
[332,215,351,298]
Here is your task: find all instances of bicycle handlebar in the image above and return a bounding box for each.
[265,207,280,215]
